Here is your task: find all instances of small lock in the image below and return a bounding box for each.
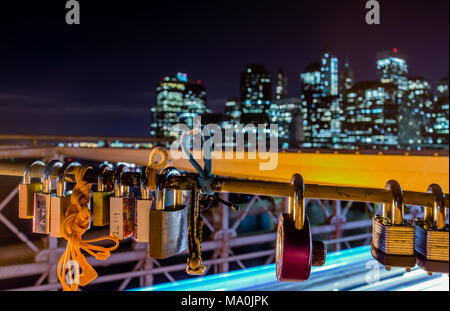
[149,167,187,259]
[50,161,80,237]
[372,180,415,256]
[110,164,133,240]
[133,167,154,243]
[414,184,449,262]
[93,164,114,227]
[19,160,46,219]
[33,160,63,234]
[276,174,327,282]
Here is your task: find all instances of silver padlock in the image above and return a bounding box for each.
[133,167,154,243]
[110,164,133,240]
[19,160,46,219]
[149,167,187,259]
[33,160,63,234]
[50,161,80,237]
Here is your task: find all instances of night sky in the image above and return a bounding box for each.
[0,0,448,137]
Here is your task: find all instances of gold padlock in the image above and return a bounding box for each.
[149,167,187,259]
[133,167,154,243]
[19,160,46,219]
[33,160,63,234]
[93,163,114,227]
[110,164,133,240]
[414,184,449,262]
[50,161,80,237]
[372,180,415,257]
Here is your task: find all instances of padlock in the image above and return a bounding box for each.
[19,160,46,219]
[33,160,63,234]
[92,164,114,227]
[110,164,133,240]
[276,174,327,282]
[50,161,80,237]
[149,167,187,259]
[370,243,416,272]
[414,184,449,262]
[372,180,415,258]
[133,167,154,243]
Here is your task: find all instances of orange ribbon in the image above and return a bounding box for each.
[57,166,119,291]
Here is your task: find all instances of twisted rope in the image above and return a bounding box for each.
[57,166,119,291]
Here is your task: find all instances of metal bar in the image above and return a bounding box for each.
[1,162,448,208]
[0,186,19,213]
[0,213,39,253]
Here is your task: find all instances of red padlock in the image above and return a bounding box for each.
[276,174,326,282]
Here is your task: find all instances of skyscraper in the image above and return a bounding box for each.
[240,64,272,116]
[398,76,434,150]
[343,81,399,149]
[430,76,449,148]
[300,48,342,149]
[376,49,408,91]
[151,73,209,138]
[339,61,355,93]
[275,69,288,100]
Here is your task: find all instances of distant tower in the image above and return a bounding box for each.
[320,46,339,96]
[151,73,209,138]
[376,49,408,91]
[339,61,355,93]
[275,69,288,100]
[240,64,272,115]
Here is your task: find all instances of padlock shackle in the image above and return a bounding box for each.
[98,163,113,192]
[384,180,404,225]
[57,161,81,197]
[288,174,305,230]
[43,160,63,193]
[156,167,182,211]
[427,183,446,230]
[114,164,129,198]
[140,166,150,200]
[23,160,46,185]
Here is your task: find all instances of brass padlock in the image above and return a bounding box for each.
[133,167,154,243]
[93,164,114,227]
[414,184,449,262]
[33,160,63,234]
[372,180,415,258]
[149,167,187,259]
[19,160,46,219]
[110,164,133,240]
[50,161,80,237]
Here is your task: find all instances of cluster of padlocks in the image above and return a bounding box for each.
[14,147,449,288]
[17,151,328,285]
[371,180,449,275]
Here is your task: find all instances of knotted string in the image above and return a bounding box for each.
[57,166,119,291]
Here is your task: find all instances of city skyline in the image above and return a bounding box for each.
[0,0,448,137]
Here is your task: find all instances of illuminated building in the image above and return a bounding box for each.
[240,64,272,117]
[376,49,408,91]
[268,98,302,149]
[151,73,209,138]
[300,48,343,149]
[275,69,288,100]
[343,81,399,149]
[222,98,241,148]
[398,76,434,150]
[339,61,355,93]
[430,76,449,148]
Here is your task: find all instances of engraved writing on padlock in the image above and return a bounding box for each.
[372,180,414,256]
[414,184,449,262]
[50,161,80,237]
[110,165,133,240]
[133,167,154,243]
[149,167,187,259]
[33,160,63,234]
[19,161,46,219]
[93,164,114,227]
